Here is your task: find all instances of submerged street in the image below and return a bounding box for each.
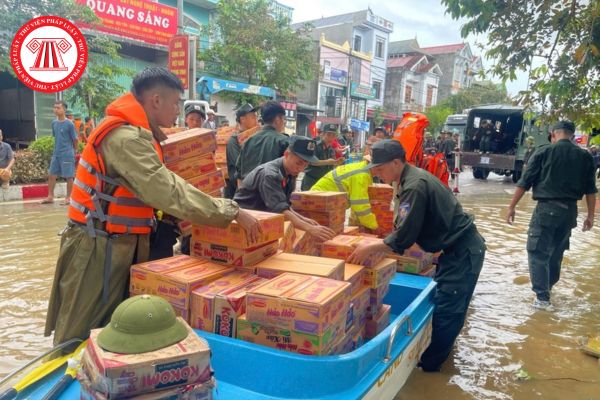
[1,173,599,400]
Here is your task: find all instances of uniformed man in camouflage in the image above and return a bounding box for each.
[348,139,486,372]
[506,121,596,310]
[301,123,341,191]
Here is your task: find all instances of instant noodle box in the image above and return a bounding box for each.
[344,264,365,295]
[296,209,346,228]
[193,210,284,249]
[214,145,227,164]
[278,221,296,252]
[161,128,217,164]
[130,255,206,275]
[290,191,348,211]
[321,235,385,267]
[394,255,433,274]
[237,125,260,145]
[82,322,212,398]
[345,284,369,332]
[128,290,191,324]
[246,273,351,335]
[166,152,216,180]
[366,304,391,339]
[255,253,345,281]
[362,258,396,289]
[369,282,391,309]
[369,199,392,213]
[190,271,259,332]
[291,229,320,256]
[343,226,360,236]
[187,169,225,194]
[130,262,233,309]
[191,239,278,268]
[236,312,346,356]
[368,183,394,202]
[419,264,437,278]
[213,278,268,337]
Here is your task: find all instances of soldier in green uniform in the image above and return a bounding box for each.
[236,101,289,181]
[301,123,340,191]
[224,103,258,199]
[506,121,596,310]
[347,139,486,372]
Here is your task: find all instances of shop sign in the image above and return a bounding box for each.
[168,35,189,89]
[350,82,376,99]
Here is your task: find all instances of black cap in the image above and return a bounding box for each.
[367,139,406,169]
[261,101,286,123]
[185,104,206,118]
[552,120,575,134]
[236,103,257,119]
[288,136,319,163]
[321,123,339,134]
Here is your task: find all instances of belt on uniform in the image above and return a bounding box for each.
[537,199,575,209]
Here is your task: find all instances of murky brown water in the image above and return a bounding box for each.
[1,174,599,399]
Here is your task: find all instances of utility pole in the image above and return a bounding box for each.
[345,51,353,127]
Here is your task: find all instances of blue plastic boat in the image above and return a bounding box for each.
[12,273,435,400]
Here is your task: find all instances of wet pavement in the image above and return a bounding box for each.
[1,172,599,399]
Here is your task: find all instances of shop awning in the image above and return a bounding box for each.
[197,76,276,98]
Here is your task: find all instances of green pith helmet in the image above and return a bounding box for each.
[97,295,188,354]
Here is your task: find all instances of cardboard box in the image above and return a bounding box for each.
[213,278,268,337]
[362,258,397,289]
[190,271,259,332]
[419,264,437,278]
[161,128,217,164]
[296,209,346,227]
[193,210,284,249]
[161,126,187,136]
[290,191,348,211]
[369,199,392,213]
[369,282,390,308]
[216,126,236,143]
[178,220,193,237]
[166,153,216,180]
[130,262,233,309]
[187,169,225,193]
[321,235,385,267]
[368,184,394,202]
[129,291,191,324]
[216,162,228,179]
[237,312,346,355]
[214,144,227,164]
[343,226,360,236]
[237,125,260,145]
[344,264,365,295]
[130,255,205,275]
[191,239,278,267]
[82,322,212,398]
[394,255,433,274]
[291,229,319,256]
[246,273,351,335]
[366,304,391,339]
[345,284,369,332]
[278,221,296,252]
[255,253,345,281]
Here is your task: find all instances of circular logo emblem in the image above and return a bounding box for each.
[10,16,88,93]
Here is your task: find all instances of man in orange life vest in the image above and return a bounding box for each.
[45,67,261,345]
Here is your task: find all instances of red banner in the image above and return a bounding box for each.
[76,0,177,46]
[168,35,189,89]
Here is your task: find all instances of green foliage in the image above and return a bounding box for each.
[28,136,55,166]
[441,0,600,129]
[200,0,319,99]
[372,106,385,127]
[425,105,454,135]
[440,82,512,114]
[11,150,48,184]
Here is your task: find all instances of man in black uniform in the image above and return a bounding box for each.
[235,136,336,242]
[506,121,596,310]
[184,103,206,129]
[224,103,258,199]
[348,139,486,372]
[301,123,340,191]
[236,101,289,181]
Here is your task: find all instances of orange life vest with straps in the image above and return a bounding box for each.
[68,93,163,235]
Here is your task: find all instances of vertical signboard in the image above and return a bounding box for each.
[169,35,189,89]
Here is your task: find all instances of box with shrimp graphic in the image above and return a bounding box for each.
[245,273,351,335]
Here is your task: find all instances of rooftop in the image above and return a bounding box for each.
[420,43,466,55]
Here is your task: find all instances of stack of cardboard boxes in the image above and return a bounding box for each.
[362,258,396,339]
[368,184,395,236]
[215,126,236,178]
[291,192,348,235]
[321,235,386,267]
[391,243,435,277]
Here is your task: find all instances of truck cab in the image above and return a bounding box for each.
[459,104,548,182]
[443,114,467,138]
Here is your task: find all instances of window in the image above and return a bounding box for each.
[319,86,344,118]
[353,35,362,52]
[372,80,382,100]
[375,37,385,59]
[323,60,330,68]
[351,60,361,82]
[404,85,413,104]
[426,85,435,107]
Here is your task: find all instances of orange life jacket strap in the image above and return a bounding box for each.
[74,178,146,207]
[79,158,120,187]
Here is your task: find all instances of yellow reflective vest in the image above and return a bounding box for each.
[310,161,378,230]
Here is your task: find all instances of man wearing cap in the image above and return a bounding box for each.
[202,109,217,129]
[185,104,206,129]
[301,123,341,191]
[224,104,258,199]
[506,121,596,311]
[236,101,290,181]
[235,136,336,242]
[0,130,14,189]
[348,139,486,372]
[423,132,436,154]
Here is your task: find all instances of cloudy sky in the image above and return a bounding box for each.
[282,0,528,96]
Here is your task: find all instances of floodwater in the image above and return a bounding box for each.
[0,173,599,399]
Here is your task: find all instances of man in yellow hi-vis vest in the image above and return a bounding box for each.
[310,160,378,231]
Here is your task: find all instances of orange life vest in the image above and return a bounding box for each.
[68,93,163,235]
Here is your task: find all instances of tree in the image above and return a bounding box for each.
[372,106,385,127]
[200,0,319,104]
[425,104,454,135]
[442,0,600,129]
[441,81,511,114]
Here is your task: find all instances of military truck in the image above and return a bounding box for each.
[443,114,468,137]
[459,104,548,182]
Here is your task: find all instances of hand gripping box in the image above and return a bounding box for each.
[82,322,212,399]
[161,128,217,164]
[245,273,351,335]
[213,278,268,337]
[166,153,217,180]
[236,312,346,356]
[321,235,385,267]
[344,264,365,295]
[193,210,284,249]
[190,271,259,332]
[366,304,391,339]
[187,169,225,194]
[191,239,278,268]
[368,184,394,202]
[362,258,396,289]
[130,262,233,310]
[255,253,344,281]
[290,191,348,211]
